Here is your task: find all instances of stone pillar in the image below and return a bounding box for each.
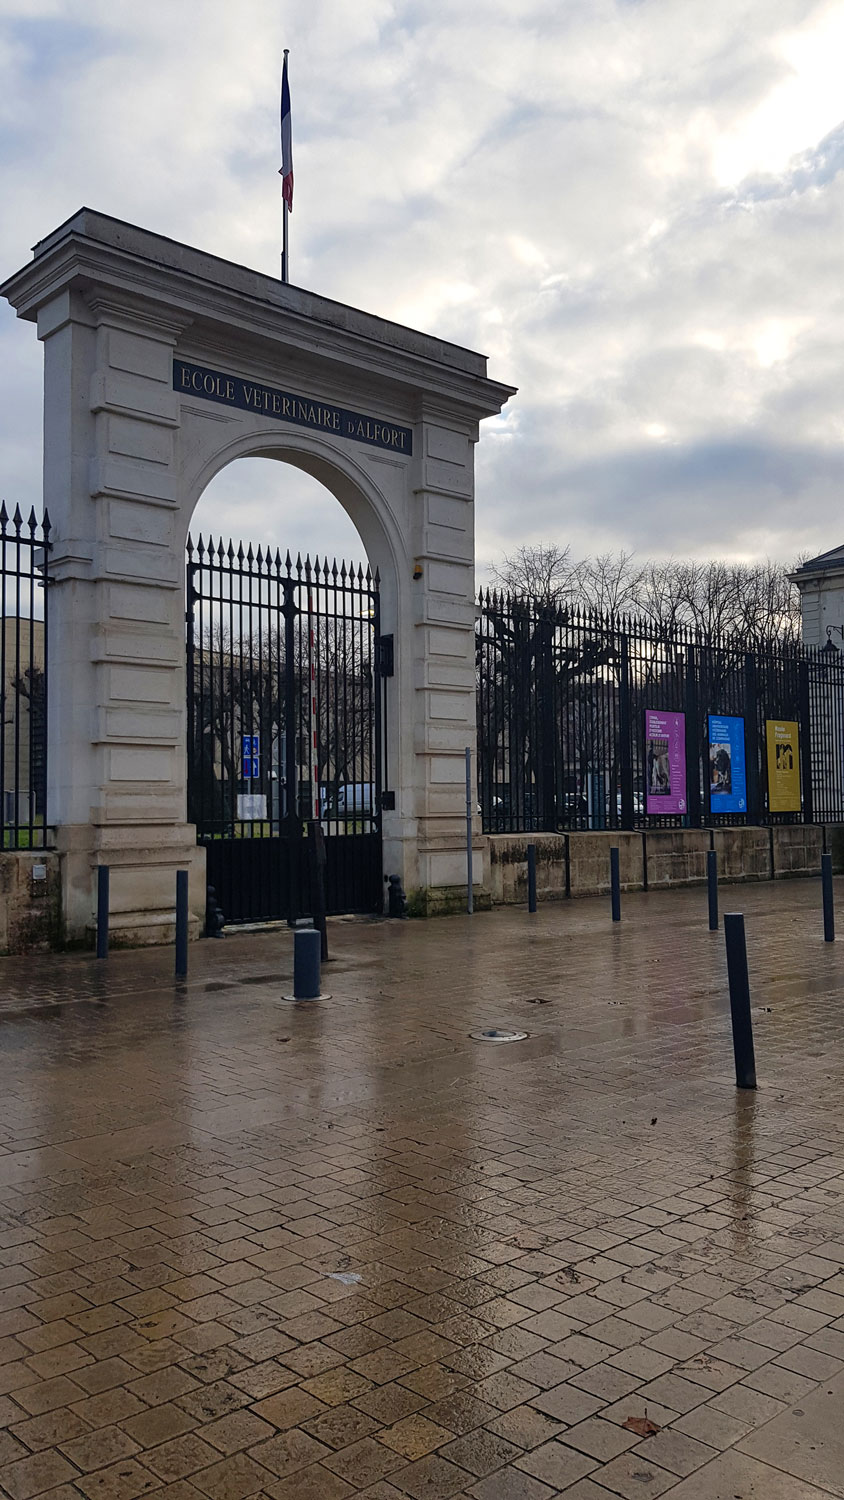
[406,408,486,912]
[791,548,844,823]
[40,288,204,944]
[2,209,514,940]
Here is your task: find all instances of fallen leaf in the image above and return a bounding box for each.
[623,1415,661,1437]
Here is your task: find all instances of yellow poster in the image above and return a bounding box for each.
[766,720,801,812]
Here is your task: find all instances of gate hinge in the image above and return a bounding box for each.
[381,790,396,811]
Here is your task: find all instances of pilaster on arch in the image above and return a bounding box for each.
[1,208,516,943]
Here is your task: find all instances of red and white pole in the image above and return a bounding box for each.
[307,584,319,819]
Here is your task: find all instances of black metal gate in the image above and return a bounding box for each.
[186,535,385,924]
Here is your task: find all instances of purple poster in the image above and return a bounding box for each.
[645,709,687,815]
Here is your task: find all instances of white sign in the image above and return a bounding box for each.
[237,794,267,821]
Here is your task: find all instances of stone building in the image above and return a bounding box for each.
[791,545,844,649]
[2,616,45,828]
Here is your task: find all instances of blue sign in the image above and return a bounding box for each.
[242,734,260,780]
[708,715,746,813]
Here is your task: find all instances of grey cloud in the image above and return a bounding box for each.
[2,0,844,579]
[477,416,844,562]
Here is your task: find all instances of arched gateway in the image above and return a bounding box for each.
[1,210,515,943]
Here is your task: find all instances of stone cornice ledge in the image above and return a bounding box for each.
[1,209,517,421]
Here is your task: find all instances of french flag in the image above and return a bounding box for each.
[279,53,293,213]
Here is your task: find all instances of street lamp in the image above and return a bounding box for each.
[823,625,844,656]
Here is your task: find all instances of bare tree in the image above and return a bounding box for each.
[731,559,801,647]
[489,544,802,645]
[582,550,644,615]
[630,558,686,634]
[490,543,578,604]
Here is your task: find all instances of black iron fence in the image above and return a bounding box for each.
[186,535,385,924]
[0,505,50,850]
[477,590,844,834]
[6,506,844,861]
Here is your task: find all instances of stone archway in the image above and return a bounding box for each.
[182,426,404,706]
[1,209,515,943]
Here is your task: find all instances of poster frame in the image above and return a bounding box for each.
[707,713,747,816]
[766,719,801,814]
[645,708,687,816]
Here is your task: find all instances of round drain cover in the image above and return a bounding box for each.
[470,1028,528,1043]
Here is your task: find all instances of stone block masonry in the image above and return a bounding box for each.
[0,852,62,953]
[488,825,837,906]
[0,209,515,941]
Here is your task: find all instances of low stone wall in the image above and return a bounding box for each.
[407,882,492,917]
[0,852,62,953]
[715,826,771,882]
[488,825,835,906]
[826,826,844,872]
[2,832,839,945]
[771,824,827,877]
[0,846,205,953]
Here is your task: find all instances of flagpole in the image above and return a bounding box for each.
[281,48,290,283]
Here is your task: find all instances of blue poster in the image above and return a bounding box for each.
[708,715,746,813]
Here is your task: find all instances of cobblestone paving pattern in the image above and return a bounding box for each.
[2,880,844,1497]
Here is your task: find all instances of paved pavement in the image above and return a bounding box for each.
[2,879,844,1498]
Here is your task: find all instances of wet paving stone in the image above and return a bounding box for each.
[3,881,844,1494]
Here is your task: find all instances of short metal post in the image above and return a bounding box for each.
[175,870,189,978]
[527,843,537,913]
[465,746,473,915]
[707,849,718,931]
[724,913,757,1090]
[96,865,109,960]
[610,846,621,923]
[822,851,835,942]
[293,927,321,999]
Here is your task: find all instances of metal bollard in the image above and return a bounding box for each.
[527,843,537,914]
[707,849,718,931]
[175,870,189,978]
[610,846,621,923]
[724,913,757,1090]
[822,852,835,943]
[293,927,322,999]
[96,865,109,960]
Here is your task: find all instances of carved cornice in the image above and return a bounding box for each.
[1,209,517,421]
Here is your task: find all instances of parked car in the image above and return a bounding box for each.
[325,783,374,818]
[616,792,644,818]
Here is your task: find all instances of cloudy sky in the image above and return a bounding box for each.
[2,0,844,576]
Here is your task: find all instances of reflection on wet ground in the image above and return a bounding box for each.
[1,881,844,1496]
